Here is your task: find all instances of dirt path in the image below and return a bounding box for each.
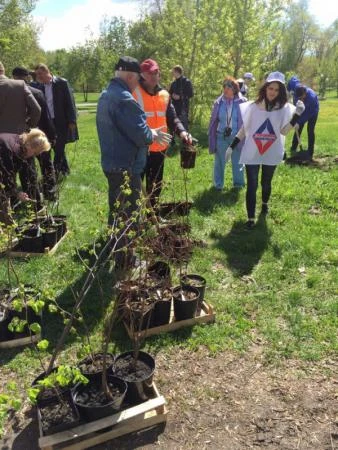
[2,346,337,449]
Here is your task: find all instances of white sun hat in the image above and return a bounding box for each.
[266,71,285,84]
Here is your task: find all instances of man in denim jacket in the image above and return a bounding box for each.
[96,56,170,268]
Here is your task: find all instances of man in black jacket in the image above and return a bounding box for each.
[12,67,57,200]
[34,63,78,177]
[169,65,194,130]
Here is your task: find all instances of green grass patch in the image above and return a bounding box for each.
[0,96,337,411]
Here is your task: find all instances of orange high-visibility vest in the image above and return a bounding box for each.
[133,85,170,152]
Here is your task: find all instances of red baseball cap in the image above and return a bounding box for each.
[140,59,160,73]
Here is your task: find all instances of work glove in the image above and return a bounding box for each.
[295,100,305,116]
[180,131,193,145]
[151,126,172,146]
[225,147,232,162]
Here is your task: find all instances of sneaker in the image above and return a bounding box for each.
[261,203,269,214]
[245,220,255,229]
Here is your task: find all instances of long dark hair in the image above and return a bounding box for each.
[255,81,287,110]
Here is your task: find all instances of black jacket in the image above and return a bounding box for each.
[28,85,56,143]
[169,75,194,116]
[36,76,78,142]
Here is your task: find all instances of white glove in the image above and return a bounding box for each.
[295,100,305,115]
[225,147,232,162]
[151,126,172,146]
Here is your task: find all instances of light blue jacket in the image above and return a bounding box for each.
[96,78,153,173]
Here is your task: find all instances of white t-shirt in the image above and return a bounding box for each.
[239,102,295,165]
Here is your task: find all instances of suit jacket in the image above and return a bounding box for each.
[28,85,56,143]
[37,76,78,142]
[0,75,41,134]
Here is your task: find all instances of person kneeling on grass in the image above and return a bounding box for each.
[0,128,50,227]
[225,71,305,229]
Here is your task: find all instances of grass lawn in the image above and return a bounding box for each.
[0,94,337,436]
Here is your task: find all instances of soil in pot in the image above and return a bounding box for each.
[78,353,115,381]
[125,296,154,332]
[150,288,172,327]
[32,367,72,407]
[39,398,80,436]
[73,375,127,422]
[173,286,199,321]
[114,351,155,404]
[180,274,206,306]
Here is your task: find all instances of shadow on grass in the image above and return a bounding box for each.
[194,187,241,215]
[211,214,271,276]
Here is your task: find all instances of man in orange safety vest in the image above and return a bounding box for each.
[133,58,191,208]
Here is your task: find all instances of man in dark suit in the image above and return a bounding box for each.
[12,66,57,200]
[169,65,194,130]
[34,63,78,177]
[0,61,41,134]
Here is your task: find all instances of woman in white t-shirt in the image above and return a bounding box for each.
[225,71,305,228]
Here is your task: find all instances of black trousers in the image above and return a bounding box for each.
[291,114,318,156]
[145,150,166,208]
[245,165,276,219]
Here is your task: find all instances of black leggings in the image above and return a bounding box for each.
[245,165,276,219]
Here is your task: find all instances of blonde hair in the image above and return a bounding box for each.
[22,129,51,155]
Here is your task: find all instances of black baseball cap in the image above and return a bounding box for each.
[114,56,140,73]
[12,66,30,77]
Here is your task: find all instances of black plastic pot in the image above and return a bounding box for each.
[78,353,115,382]
[0,307,11,342]
[32,367,72,407]
[148,261,171,286]
[180,148,197,169]
[38,397,80,436]
[152,294,172,327]
[173,286,199,321]
[72,375,127,422]
[20,230,44,253]
[42,228,57,249]
[53,215,67,237]
[114,351,155,405]
[125,298,154,332]
[5,287,42,340]
[180,274,206,305]
[0,289,12,342]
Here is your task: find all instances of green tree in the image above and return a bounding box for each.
[0,0,43,71]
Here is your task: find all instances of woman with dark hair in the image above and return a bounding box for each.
[226,71,305,228]
[208,76,247,190]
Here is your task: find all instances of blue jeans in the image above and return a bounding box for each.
[291,114,318,157]
[213,133,244,189]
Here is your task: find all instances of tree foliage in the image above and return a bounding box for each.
[0,0,43,71]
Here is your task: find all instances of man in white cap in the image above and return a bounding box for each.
[240,72,255,98]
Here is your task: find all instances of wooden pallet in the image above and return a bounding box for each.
[38,383,167,450]
[0,332,40,349]
[8,231,68,258]
[124,301,215,339]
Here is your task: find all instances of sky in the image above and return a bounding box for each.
[32,0,338,51]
